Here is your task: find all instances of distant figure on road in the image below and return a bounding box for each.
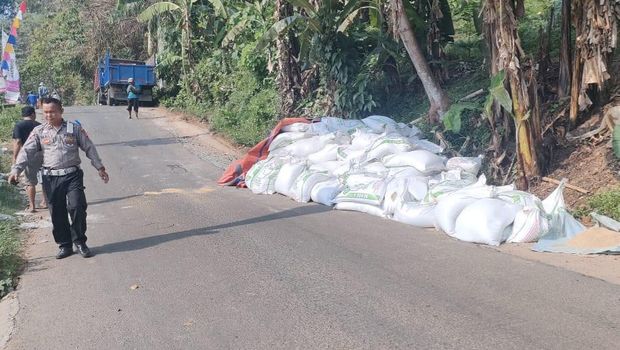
[27,91,38,108]
[126,77,140,119]
[12,106,47,212]
[9,97,110,259]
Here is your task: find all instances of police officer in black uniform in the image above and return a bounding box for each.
[9,97,109,259]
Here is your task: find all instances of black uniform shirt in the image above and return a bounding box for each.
[12,119,40,144]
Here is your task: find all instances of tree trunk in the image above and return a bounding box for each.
[557,0,571,98]
[391,0,450,123]
[483,0,542,188]
[275,0,302,118]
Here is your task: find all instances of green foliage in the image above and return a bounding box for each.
[0,107,20,143]
[484,70,513,117]
[210,69,279,146]
[575,188,620,222]
[0,219,22,298]
[443,102,478,133]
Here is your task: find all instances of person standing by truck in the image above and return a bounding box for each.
[126,78,140,119]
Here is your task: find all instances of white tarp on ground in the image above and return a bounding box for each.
[244,116,584,246]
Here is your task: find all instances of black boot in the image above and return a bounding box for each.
[56,246,73,259]
[75,243,93,258]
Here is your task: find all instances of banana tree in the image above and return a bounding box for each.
[135,0,226,93]
[482,0,542,188]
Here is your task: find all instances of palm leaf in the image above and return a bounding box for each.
[207,0,228,18]
[287,0,317,16]
[222,18,249,47]
[255,15,306,51]
[338,6,379,33]
[137,2,182,23]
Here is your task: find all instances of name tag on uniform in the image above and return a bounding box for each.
[67,122,74,134]
[42,137,51,145]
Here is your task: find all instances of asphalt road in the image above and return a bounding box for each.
[5,106,620,349]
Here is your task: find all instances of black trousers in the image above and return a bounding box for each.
[42,170,88,248]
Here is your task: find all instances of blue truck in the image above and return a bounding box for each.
[95,50,156,106]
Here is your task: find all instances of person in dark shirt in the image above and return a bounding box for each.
[12,106,47,212]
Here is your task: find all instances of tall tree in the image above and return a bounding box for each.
[389,0,450,123]
[557,0,571,98]
[274,0,302,117]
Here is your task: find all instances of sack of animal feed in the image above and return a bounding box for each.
[365,135,412,162]
[274,162,306,198]
[308,144,339,163]
[269,132,311,151]
[290,169,331,203]
[383,150,445,175]
[392,202,436,227]
[453,198,520,245]
[245,157,287,194]
[507,207,549,243]
[446,155,483,175]
[410,139,444,154]
[311,178,342,206]
[335,202,386,218]
[361,115,398,133]
[281,122,310,133]
[334,173,387,206]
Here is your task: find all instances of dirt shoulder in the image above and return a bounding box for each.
[134,107,620,285]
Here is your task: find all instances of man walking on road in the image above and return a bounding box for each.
[12,106,47,212]
[9,97,110,259]
[126,77,140,119]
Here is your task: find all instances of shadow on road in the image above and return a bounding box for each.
[89,194,143,206]
[96,134,206,148]
[94,204,331,255]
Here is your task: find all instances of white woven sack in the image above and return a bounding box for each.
[392,202,436,227]
[290,170,331,203]
[361,115,398,133]
[310,178,342,206]
[281,123,310,133]
[269,132,310,151]
[383,177,410,216]
[334,174,387,206]
[274,162,306,198]
[335,202,386,218]
[365,135,412,161]
[507,207,549,243]
[446,156,483,175]
[308,144,339,163]
[410,139,444,154]
[453,198,520,246]
[383,150,445,174]
[245,157,286,194]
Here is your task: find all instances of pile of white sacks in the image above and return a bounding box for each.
[244,116,580,246]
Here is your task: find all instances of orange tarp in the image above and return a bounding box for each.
[218,118,309,187]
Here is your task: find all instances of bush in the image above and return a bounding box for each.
[575,188,620,222]
[0,106,21,143]
[210,69,279,146]
[0,218,22,298]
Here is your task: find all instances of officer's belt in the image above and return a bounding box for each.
[41,166,79,176]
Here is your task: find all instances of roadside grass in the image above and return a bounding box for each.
[0,106,25,298]
[574,187,620,222]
